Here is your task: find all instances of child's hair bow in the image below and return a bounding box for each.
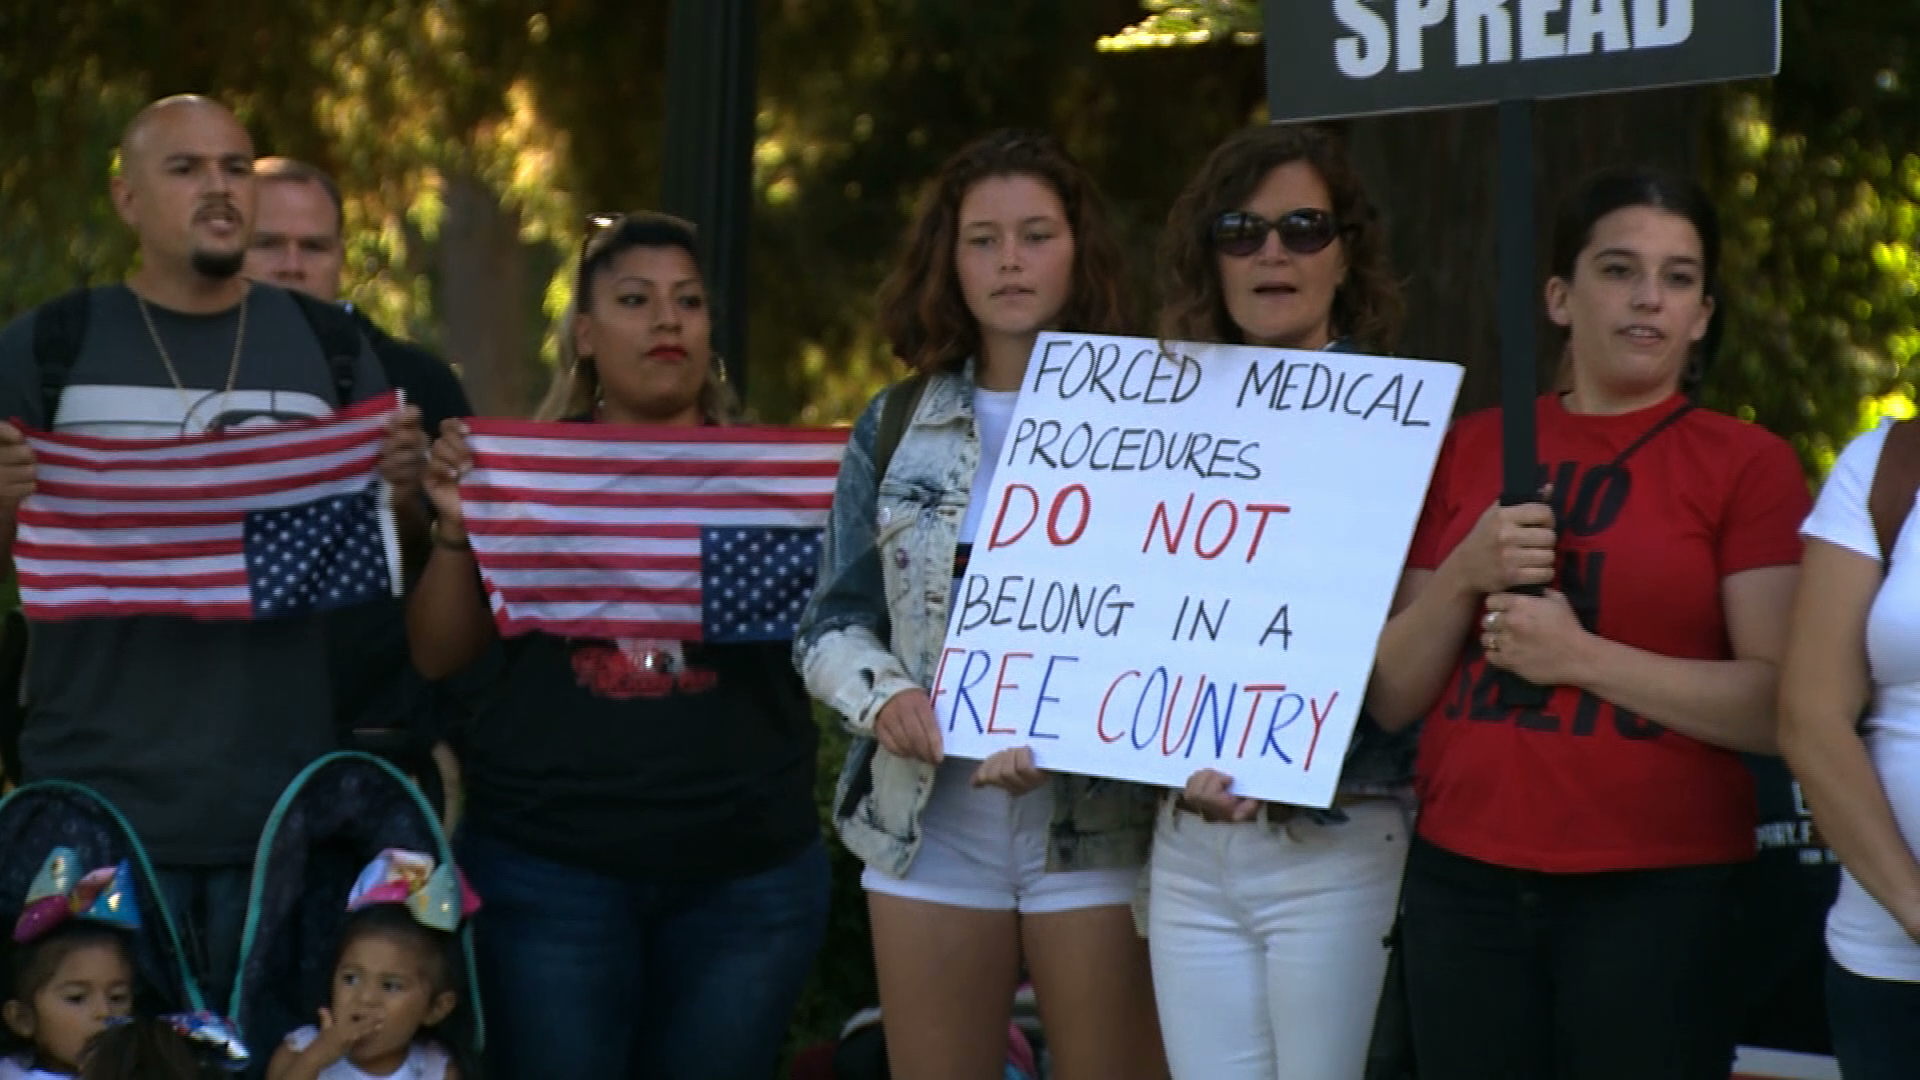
[345,849,481,932]
[100,1012,252,1071]
[12,846,142,944]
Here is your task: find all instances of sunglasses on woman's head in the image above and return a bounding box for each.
[1211,208,1344,258]
[580,211,624,261]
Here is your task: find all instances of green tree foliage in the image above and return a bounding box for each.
[1707,1,1920,469]
[749,0,1265,426]
[1097,0,1263,50]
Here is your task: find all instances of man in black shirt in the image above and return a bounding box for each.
[0,95,428,1005]
[245,156,475,814]
[246,156,473,438]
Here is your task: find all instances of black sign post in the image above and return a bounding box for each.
[1263,0,1779,706]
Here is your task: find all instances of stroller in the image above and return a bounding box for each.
[228,752,483,1078]
[0,780,228,1049]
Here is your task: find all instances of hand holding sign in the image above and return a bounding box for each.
[1180,768,1262,824]
[876,688,944,765]
[973,747,1048,796]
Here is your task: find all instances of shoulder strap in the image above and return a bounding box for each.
[1869,417,1920,572]
[872,372,930,486]
[30,288,92,426]
[287,291,363,408]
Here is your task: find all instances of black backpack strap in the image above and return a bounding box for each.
[30,288,92,427]
[872,372,930,487]
[287,291,364,408]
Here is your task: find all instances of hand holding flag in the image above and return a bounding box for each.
[0,419,36,511]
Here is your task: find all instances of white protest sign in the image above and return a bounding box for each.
[936,332,1461,807]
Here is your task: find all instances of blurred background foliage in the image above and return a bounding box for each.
[4,0,1919,1058]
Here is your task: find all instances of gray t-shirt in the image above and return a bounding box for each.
[0,283,387,866]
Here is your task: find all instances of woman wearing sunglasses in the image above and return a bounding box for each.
[1368,168,1807,1078]
[1145,123,1410,1080]
[407,212,829,1079]
[796,129,1168,1080]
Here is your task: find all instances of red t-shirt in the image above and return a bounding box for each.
[1406,393,1810,872]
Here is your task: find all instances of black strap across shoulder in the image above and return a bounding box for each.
[1606,401,1695,473]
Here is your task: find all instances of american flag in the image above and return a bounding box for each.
[460,419,847,642]
[15,393,404,621]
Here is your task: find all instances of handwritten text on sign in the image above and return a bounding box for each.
[939,333,1461,807]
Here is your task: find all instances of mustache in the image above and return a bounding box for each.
[193,198,240,221]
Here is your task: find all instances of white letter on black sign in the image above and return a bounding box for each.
[1394,0,1450,74]
[1454,0,1513,65]
[1519,0,1567,59]
[1567,0,1630,54]
[1334,0,1392,78]
[1633,0,1692,49]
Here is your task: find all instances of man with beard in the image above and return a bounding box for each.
[0,94,427,1004]
[243,155,473,817]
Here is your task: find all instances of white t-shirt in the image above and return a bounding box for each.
[0,1057,64,1080]
[958,387,1021,546]
[283,1027,450,1080]
[941,386,1019,781]
[1802,418,1920,981]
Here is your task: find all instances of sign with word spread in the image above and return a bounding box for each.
[1266,0,1780,124]
[937,333,1461,807]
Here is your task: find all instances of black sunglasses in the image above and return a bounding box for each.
[1211,208,1345,258]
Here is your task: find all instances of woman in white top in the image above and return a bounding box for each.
[796,129,1167,1080]
[1145,122,1414,1080]
[1781,419,1920,1078]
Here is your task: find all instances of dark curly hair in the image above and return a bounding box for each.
[876,128,1133,375]
[1158,123,1403,352]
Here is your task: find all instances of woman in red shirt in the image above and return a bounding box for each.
[1365,167,1809,1079]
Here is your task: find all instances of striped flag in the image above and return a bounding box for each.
[460,419,847,642]
[16,393,404,621]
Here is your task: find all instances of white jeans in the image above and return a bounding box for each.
[1148,798,1410,1080]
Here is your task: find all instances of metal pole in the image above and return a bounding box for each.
[1496,98,1551,709]
[660,0,759,401]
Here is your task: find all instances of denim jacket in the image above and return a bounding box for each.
[794,363,1157,878]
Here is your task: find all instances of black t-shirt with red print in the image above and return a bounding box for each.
[456,630,819,881]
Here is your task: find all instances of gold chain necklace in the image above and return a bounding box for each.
[135,284,248,426]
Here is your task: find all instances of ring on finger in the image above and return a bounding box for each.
[1482,610,1501,631]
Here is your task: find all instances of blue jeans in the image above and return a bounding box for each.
[458,826,830,1080]
[155,864,253,1014]
[1827,960,1920,1079]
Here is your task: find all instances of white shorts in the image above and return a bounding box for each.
[861,758,1141,914]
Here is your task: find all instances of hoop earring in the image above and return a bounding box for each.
[573,354,600,404]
